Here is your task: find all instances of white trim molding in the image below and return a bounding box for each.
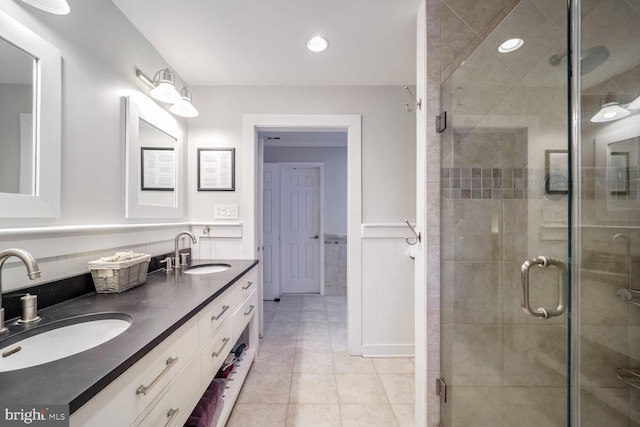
[361,223,418,239]
[361,344,415,357]
[190,222,243,238]
[243,114,363,355]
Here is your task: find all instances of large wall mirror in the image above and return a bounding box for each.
[124,95,185,219]
[0,10,61,218]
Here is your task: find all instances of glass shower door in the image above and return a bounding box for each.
[577,0,640,424]
[439,0,571,425]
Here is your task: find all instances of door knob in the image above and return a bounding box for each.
[312,235,319,239]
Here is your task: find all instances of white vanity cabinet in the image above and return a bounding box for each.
[70,265,259,427]
[69,316,199,427]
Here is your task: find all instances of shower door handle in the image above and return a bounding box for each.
[520,256,567,319]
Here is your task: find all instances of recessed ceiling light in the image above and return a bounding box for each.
[307,36,328,53]
[498,38,524,53]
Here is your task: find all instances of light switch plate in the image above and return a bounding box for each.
[214,204,239,220]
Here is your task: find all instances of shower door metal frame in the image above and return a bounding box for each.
[569,0,581,425]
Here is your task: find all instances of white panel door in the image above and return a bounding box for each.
[280,166,321,294]
[262,163,280,300]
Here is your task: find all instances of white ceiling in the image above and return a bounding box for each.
[110,0,422,87]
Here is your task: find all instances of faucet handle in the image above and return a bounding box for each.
[160,256,174,272]
[18,293,40,324]
[179,253,189,267]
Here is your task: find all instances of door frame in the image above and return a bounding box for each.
[262,162,281,300]
[278,162,325,296]
[243,114,363,355]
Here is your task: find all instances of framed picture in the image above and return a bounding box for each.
[198,148,235,191]
[545,149,569,195]
[141,147,175,191]
[608,151,629,195]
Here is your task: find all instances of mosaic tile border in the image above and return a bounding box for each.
[442,167,640,200]
[441,167,527,199]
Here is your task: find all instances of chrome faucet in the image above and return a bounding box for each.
[174,231,197,269]
[0,249,41,333]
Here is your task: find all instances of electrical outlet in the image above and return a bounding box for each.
[214,204,239,219]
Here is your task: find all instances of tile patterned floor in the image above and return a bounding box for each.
[226,295,415,427]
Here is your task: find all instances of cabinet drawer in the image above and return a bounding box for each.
[232,289,257,342]
[132,318,198,412]
[136,355,201,427]
[231,267,257,307]
[198,290,231,345]
[70,317,198,427]
[201,321,232,386]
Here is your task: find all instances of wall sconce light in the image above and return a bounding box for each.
[136,68,199,118]
[590,93,631,123]
[20,0,70,14]
[628,95,640,111]
[170,87,199,118]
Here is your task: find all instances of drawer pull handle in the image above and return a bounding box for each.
[242,281,253,290]
[211,305,230,321]
[212,337,230,357]
[136,356,179,395]
[164,408,180,427]
[244,305,255,316]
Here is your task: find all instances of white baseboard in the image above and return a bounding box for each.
[361,344,415,358]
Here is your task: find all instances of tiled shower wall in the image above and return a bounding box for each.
[324,234,347,296]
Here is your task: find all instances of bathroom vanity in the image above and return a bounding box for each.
[0,259,259,427]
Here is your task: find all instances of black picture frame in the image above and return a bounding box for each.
[609,151,630,195]
[141,147,175,191]
[197,148,235,191]
[544,149,569,195]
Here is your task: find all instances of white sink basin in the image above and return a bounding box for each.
[0,313,132,372]
[184,263,231,275]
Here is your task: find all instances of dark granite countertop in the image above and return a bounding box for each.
[0,259,258,413]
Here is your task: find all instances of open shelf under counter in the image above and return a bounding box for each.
[216,347,256,427]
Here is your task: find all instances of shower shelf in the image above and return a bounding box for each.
[616,368,640,390]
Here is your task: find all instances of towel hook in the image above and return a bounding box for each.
[403,86,422,112]
[404,219,421,246]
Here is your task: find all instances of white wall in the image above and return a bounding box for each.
[189,86,417,355]
[188,86,416,225]
[0,0,188,228]
[264,146,348,235]
[0,1,190,291]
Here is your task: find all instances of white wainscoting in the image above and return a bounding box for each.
[361,223,416,357]
[0,222,246,293]
[190,222,244,260]
[0,223,191,292]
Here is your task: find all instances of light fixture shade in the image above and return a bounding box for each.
[170,88,199,118]
[628,95,640,110]
[150,69,182,104]
[20,0,70,14]
[590,102,631,122]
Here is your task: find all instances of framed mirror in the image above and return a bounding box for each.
[0,10,61,218]
[594,114,640,223]
[124,95,184,219]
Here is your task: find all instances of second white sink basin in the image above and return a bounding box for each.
[184,263,231,275]
[0,312,132,372]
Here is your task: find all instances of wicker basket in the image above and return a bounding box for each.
[89,254,151,294]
